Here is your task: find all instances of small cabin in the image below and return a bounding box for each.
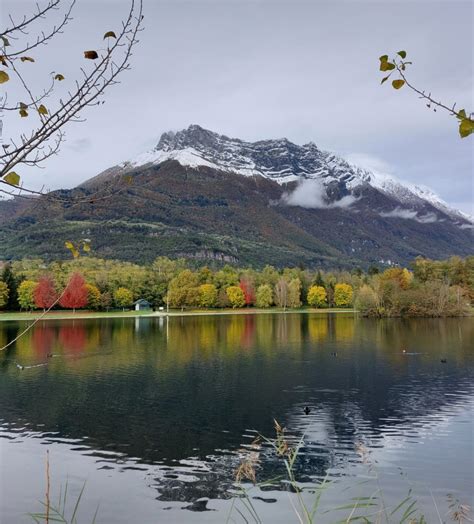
[134,299,151,311]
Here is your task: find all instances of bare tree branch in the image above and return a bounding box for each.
[0,0,144,202]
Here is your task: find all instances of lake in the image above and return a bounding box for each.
[0,313,473,523]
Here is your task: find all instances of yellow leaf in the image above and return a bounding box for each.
[20,56,35,62]
[19,109,28,117]
[0,70,9,83]
[103,31,117,39]
[459,118,474,139]
[54,73,65,81]
[84,50,99,59]
[82,242,91,252]
[392,79,405,89]
[380,61,395,72]
[0,55,7,66]
[3,172,20,186]
[38,104,48,115]
[65,241,79,258]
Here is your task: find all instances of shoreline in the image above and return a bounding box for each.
[0,308,357,322]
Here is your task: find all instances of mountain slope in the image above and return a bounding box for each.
[0,125,472,268]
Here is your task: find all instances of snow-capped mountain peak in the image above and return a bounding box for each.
[123,125,472,224]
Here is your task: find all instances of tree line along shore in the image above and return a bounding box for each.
[0,256,472,317]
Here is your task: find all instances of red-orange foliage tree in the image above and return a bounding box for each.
[59,273,88,312]
[34,275,58,311]
[239,278,255,306]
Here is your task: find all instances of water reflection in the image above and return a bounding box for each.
[0,314,473,515]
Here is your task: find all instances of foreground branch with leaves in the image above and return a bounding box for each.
[0,0,143,199]
[379,50,474,139]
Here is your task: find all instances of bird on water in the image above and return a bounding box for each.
[304,406,311,415]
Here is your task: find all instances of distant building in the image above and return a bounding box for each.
[134,299,151,311]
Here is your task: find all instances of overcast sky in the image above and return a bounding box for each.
[3,0,473,214]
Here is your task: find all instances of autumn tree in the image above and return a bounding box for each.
[239,277,255,306]
[167,270,199,310]
[226,286,245,308]
[18,279,37,310]
[355,284,380,316]
[380,268,413,290]
[198,284,218,308]
[100,291,112,311]
[287,278,302,308]
[0,281,8,309]
[0,0,144,196]
[85,283,101,310]
[334,283,354,308]
[114,287,133,311]
[307,285,327,308]
[274,278,288,309]
[59,272,88,312]
[34,275,58,311]
[256,284,273,308]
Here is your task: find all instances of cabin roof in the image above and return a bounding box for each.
[134,299,151,305]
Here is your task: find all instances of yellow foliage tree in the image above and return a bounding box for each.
[18,279,37,310]
[307,285,327,308]
[334,283,353,307]
[226,286,245,308]
[198,284,218,308]
[85,283,101,310]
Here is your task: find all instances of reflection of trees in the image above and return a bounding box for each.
[32,327,55,356]
[0,314,472,504]
[59,325,87,353]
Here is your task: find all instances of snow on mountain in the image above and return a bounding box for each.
[123,125,472,224]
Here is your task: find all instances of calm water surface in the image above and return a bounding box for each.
[0,313,473,523]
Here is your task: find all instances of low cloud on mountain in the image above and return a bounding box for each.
[380,207,438,223]
[282,179,357,209]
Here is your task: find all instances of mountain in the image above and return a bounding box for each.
[0,125,472,268]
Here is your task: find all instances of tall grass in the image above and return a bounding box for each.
[29,451,99,524]
[228,420,473,524]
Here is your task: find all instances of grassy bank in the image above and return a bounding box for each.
[0,307,356,322]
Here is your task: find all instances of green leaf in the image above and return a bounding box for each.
[20,56,35,63]
[397,50,407,59]
[54,73,65,81]
[392,79,405,89]
[380,61,396,72]
[1,36,10,47]
[103,31,117,39]
[38,104,48,115]
[380,75,390,84]
[0,70,9,83]
[459,118,474,138]
[379,54,389,62]
[3,172,20,186]
[84,50,99,59]
[456,109,466,120]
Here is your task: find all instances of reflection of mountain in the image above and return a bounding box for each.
[0,315,473,502]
